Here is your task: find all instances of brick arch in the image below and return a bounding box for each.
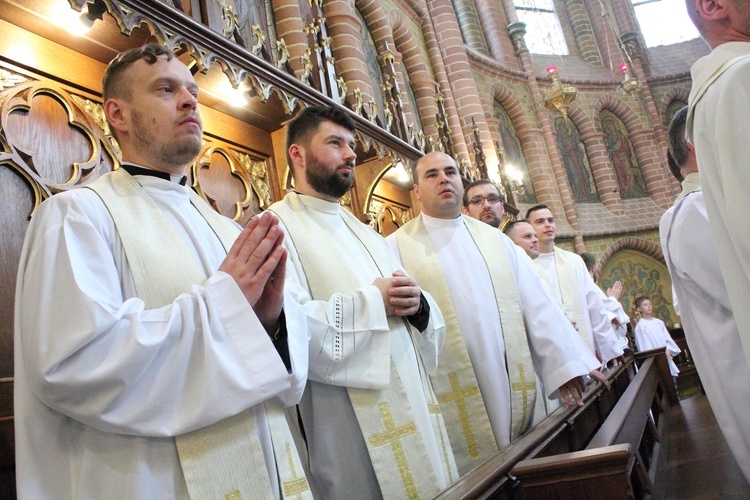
[595,236,664,277]
[660,87,690,126]
[488,83,550,203]
[390,11,438,139]
[594,94,670,206]
[560,104,622,211]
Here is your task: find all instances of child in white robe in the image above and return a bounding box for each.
[634,296,681,376]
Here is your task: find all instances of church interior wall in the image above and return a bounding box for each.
[0,0,712,493]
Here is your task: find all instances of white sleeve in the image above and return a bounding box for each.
[16,193,305,437]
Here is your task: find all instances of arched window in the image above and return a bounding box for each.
[631,0,699,47]
[600,110,648,199]
[513,0,568,55]
[554,116,599,202]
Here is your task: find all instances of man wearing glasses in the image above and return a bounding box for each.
[462,179,505,229]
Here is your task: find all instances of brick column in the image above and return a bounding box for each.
[272,0,307,77]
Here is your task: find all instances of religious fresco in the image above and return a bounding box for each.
[553,117,599,202]
[494,102,536,204]
[599,249,679,329]
[600,110,648,199]
[353,8,387,125]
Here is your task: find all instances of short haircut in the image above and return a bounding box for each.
[463,179,504,206]
[579,252,596,273]
[666,106,689,182]
[102,44,173,104]
[286,105,356,175]
[409,158,421,184]
[525,203,550,220]
[502,218,530,235]
[634,296,649,308]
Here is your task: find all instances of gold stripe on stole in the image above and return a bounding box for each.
[88,168,311,500]
[396,216,535,473]
[270,193,440,499]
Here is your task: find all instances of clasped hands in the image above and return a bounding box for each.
[373,270,421,317]
[219,212,286,336]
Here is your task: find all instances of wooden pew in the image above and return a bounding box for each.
[512,349,678,499]
[434,357,636,499]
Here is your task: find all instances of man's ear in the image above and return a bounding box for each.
[104,98,128,136]
[695,0,729,22]
[413,182,421,201]
[461,205,469,215]
[288,144,304,169]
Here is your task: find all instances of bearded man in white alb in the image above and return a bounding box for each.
[269,106,458,499]
[527,205,623,365]
[387,151,607,474]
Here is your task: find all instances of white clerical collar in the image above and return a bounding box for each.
[537,250,554,261]
[292,191,342,215]
[420,212,463,228]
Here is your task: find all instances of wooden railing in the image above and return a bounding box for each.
[434,349,679,499]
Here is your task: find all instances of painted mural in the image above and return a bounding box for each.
[554,116,599,202]
[600,110,648,199]
[599,249,679,329]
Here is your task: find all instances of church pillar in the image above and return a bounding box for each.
[417,6,470,159]
[474,0,515,64]
[450,0,490,55]
[562,0,602,65]
[506,21,582,235]
[272,0,308,77]
[620,34,678,207]
[423,0,496,169]
[323,0,379,111]
[391,14,440,140]
[579,118,624,215]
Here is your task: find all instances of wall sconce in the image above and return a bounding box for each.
[504,163,527,199]
[618,63,639,94]
[543,66,577,118]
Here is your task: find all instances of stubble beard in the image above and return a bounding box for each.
[306,154,354,199]
[132,109,202,169]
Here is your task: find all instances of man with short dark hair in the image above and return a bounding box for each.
[388,151,606,474]
[15,43,311,499]
[462,179,505,228]
[526,204,623,364]
[270,106,457,499]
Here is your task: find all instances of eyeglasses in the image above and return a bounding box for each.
[468,195,503,206]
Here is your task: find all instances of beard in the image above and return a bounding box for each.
[305,153,355,199]
[132,109,202,168]
[482,213,502,228]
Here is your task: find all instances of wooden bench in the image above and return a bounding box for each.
[433,349,678,499]
[512,349,678,499]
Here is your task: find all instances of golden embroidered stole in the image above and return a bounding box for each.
[536,249,593,353]
[88,168,311,500]
[395,216,535,474]
[270,193,445,498]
